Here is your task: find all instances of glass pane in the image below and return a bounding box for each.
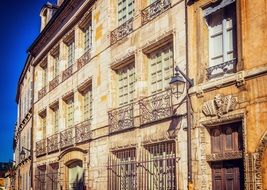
[225,127,233,150]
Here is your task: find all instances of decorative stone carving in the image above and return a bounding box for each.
[202,94,238,117]
[206,151,242,162]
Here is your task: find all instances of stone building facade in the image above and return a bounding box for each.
[14,0,267,189]
[187,0,267,189]
[28,0,189,189]
[14,56,34,190]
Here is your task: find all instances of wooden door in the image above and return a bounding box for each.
[212,160,243,190]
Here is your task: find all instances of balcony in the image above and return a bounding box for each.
[38,86,47,100]
[62,65,73,82]
[49,75,60,91]
[110,18,134,45]
[77,50,91,70]
[75,120,92,143]
[60,127,74,149]
[36,139,46,157]
[141,0,171,25]
[108,103,134,134]
[47,134,59,153]
[206,59,237,79]
[139,89,173,125]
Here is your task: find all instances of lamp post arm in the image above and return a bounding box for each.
[175,66,194,87]
[22,146,31,152]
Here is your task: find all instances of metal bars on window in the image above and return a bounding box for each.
[108,148,137,190]
[108,142,177,190]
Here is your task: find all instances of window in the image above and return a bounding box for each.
[117,63,135,106]
[118,0,135,25]
[149,44,173,94]
[42,66,48,88]
[35,166,46,190]
[84,20,92,52]
[83,88,92,121]
[66,97,74,127]
[140,141,176,189]
[108,149,136,190]
[53,54,59,78]
[67,40,75,66]
[46,163,59,190]
[41,116,47,139]
[206,2,236,76]
[210,123,241,154]
[53,106,59,134]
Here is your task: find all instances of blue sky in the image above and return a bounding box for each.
[0,0,57,162]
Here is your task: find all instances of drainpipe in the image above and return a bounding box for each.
[185,0,193,189]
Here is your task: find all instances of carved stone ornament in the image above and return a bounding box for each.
[202,94,238,117]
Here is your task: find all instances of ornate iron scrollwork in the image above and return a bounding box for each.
[75,120,92,143]
[47,134,59,153]
[110,18,134,45]
[60,128,73,149]
[62,65,73,82]
[206,59,237,78]
[141,0,171,25]
[38,86,47,100]
[139,90,173,125]
[77,50,91,70]
[108,103,134,133]
[36,139,46,157]
[49,75,60,91]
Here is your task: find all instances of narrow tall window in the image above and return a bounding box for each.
[83,88,92,121]
[149,44,173,94]
[117,63,135,106]
[53,106,59,133]
[40,114,47,139]
[84,20,92,52]
[66,97,74,127]
[108,149,136,190]
[42,66,48,88]
[118,0,135,25]
[206,2,237,77]
[53,54,59,78]
[67,40,75,66]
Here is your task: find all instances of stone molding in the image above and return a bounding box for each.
[202,94,238,118]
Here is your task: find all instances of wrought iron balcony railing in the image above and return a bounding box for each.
[36,139,46,157]
[206,59,237,79]
[75,120,92,144]
[110,18,134,45]
[49,75,60,91]
[77,50,91,70]
[60,127,74,149]
[139,89,173,125]
[47,133,59,153]
[108,103,134,134]
[62,65,73,82]
[141,0,171,25]
[38,86,47,100]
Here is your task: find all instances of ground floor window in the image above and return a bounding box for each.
[108,141,177,190]
[35,165,46,190]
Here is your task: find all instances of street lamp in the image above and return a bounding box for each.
[20,147,31,160]
[169,66,193,97]
[169,65,194,189]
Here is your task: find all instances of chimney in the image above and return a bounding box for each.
[40,2,58,32]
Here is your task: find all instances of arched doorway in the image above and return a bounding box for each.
[67,160,84,190]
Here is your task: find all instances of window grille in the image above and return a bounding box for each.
[108,148,137,190]
[139,141,176,190]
